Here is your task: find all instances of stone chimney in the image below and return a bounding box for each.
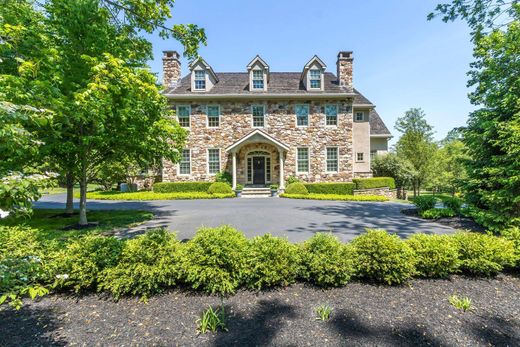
[337,51,353,92]
[162,50,181,88]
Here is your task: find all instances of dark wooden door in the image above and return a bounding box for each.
[253,157,265,185]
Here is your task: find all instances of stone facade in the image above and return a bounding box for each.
[162,100,354,185]
[337,51,353,93]
[162,51,181,88]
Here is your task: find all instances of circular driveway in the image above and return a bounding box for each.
[36,194,457,242]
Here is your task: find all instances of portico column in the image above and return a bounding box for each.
[279,150,285,191]
[232,151,237,190]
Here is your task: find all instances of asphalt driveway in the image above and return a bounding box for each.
[35,194,457,242]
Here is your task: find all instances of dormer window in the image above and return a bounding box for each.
[194,70,206,90]
[309,69,321,89]
[252,70,264,89]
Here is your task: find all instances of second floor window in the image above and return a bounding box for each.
[309,69,321,89]
[296,104,309,126]
[194,70,206,90]
[252,70,264,89]
[252,105,265,127]
[177,105,190,128]
[207,105,220,127]
[355,112,365,121]
[208,149,220,174]
[179,149,191,175]
[297,147,309,173]
[325,105,338,126]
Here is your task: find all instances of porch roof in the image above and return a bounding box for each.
[226,129,290,153]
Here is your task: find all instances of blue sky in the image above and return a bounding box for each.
[147,0,475,144]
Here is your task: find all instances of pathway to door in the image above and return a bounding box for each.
[36,194,457,242]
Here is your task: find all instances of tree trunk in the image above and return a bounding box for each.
[78,168,88,226]
[65,171,74,214]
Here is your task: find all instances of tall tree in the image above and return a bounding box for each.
[430,1,520,230]
[395,108,438,197]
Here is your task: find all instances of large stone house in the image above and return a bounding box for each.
[161,51,391,191]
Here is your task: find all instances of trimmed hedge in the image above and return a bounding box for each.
[280,193,388,202]
[207,182,233,194]
[407,234,460,278]
[285,182,309,195]
[304,183,355,195]
[353,177,396,190]
[153,182,213,193]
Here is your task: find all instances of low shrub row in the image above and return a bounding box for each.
[2,225,519,308]
[153,182,213,193]
[420,208,456,219]
[304,183,356,195]
[353,177,396,190]
[86,191,235,200]
[286,177,395,197]
[280,193,389,202]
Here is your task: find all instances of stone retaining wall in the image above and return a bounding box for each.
[353,187,397,199]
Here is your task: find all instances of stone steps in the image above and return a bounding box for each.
[241,187,271,198]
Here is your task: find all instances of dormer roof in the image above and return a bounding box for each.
[188,56,219,82]
[303,55,326,71]
[247,55,270,72]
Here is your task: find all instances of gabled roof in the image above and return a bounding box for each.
[247,55,269,71]
[226,129,290,152]
[369,110,392,136]
[303,55,327,70]
[188,56,219,82]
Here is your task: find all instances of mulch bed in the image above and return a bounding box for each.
[401,208,486,232]
[2,275,519,346]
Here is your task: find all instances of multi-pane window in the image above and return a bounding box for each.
[370,151,377,160]
[297,148,309,173]
[177,105,190,128]
[355,112,364,121]
[252,105,265,127]
[296,105,309,126]
[208,149,220,174]
[325,105,338,126]
[252,70,264,89]
[247,157,252,182]
[326,147,338,172]
[309,69,321,89]
[357,152,364,162]
[179,149,191,175]
[266,157,271,182]
[207,105,220,127]
[194,70,206,90]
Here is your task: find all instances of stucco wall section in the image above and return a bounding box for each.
[352,111,371,174]
[162,100,354,184]
[370,137,389,156]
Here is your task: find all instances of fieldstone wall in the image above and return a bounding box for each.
[162,100,354,184]
[162,51,181,88]
[337,52,353,92]
[353,172,373,179]
[353,187,397,199]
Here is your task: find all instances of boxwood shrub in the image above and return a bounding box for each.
[304,183,355,195]
[502,227,520,268]
[300,233,354,287]
[243,234,300,289]
[285,182,309,195]
[353,177,396,190]
[413,195,437,212]
[98,229,182,301]
[181,225,248,295]
[351,229,416,285]
[442,196,462,213]
[406,234,460,278]
[453,232,517,276]
[207,182,233,194]
[153,182,213,193]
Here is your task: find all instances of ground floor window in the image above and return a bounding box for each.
[179,149,191,175]
[326,147,338,172]
[297,147,309,173]
[208,149,220,174]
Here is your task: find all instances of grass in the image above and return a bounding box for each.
[449,295,472,312]
[0,209,154,241]
[82,191,235,200]
[315,304,333,321]
[197,306,227,334]
[280,193,389,202]
[40,183,103,195]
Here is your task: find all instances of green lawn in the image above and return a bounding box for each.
[40,183,103,195]
[0,209,154,241]
[82,191,235,200]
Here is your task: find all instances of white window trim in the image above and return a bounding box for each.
[355,111,365,122]
[296,147,310,174]
[308,69,322,90]
[176,105,191,128]
[325,146,339,173]
[177,148,192,176]
[245,150,272,184]
[251,69,265,90]
[206,105,220,128]
[207,148,221,175]
[251,104,266,128]
[295,104,309,128]
[193,70,206,91]
[325,104,339,127]
[356,152,365,163]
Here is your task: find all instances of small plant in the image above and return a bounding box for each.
[197,305,227,334]
[270,184,279,190]
[214,171,232,185]
[286,175,300,185]
[315,304,333,321]
[449,295,472,312]
[420,208,456,219]
[442,196,462,213]
[235,184,244,191]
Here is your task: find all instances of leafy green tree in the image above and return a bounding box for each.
[395,108,438,197]
[371,152,415,198]
[430,134,468,195]
[430,1,520,230]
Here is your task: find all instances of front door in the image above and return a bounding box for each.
[252,156,265,185]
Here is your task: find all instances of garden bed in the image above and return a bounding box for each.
[401,208,486,232]
[1,274,519,346]
[83,191,235,200]
[280,193,389,201]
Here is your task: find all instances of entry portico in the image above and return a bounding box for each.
[225,129,289,190]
